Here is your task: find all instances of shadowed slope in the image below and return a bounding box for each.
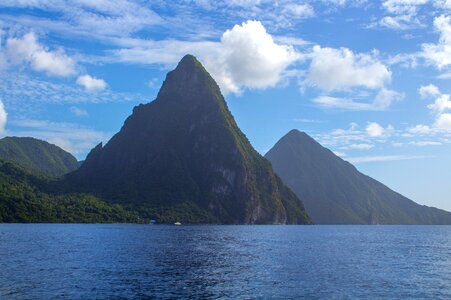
[67,55,311,224]
[265,129,451,224]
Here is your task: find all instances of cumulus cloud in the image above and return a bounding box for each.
[6,32,75,76]
[113,20,298,95]
[366,122,393,137]
[204,20,299,94]
[305,46,391,91]
[435,113,451,130]
[411,84,451,133]
[0,99,7,135]
[419,84,440,99]
[427,93,451,113]
[422,15,451,69]
[76,75,107,92]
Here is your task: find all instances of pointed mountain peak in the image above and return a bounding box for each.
[157,54,221,102]
[266,130,451,225]
[277,129,320,149]
[177,54,201,70]
[285,129,309,139]
[67,55,311,224]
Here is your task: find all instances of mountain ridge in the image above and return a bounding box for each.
[0,136,79,177]
[66,55,311,224]
[265,129,451,224]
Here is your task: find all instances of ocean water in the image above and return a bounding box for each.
[0,225,450,299]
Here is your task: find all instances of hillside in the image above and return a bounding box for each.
[0,159,140,223]
[65,55,311,224]
[0,137,79,177]
[265,130,451,224]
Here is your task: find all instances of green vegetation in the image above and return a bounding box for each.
[265,129,451,224]
[0,159,141,223]
[135,202,220,224]
[65,55,311,224]
[0,137,79,177]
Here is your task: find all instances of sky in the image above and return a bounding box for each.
[0,0,450,211]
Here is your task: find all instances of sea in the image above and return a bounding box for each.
[0,224,450,299]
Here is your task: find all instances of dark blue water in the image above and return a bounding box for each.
[0,225,450,299]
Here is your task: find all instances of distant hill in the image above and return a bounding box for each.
[265,129,451,224]
[65,55,311,224]
[0,137,79,177]
[0,159,140,223]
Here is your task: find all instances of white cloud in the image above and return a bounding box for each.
[76,75,107,92]
[437,71,451,79]
[410,85,451,134]
[366,122,389,137]
[379,14,422,30]
[333,151,347,157]
[422,15,451,69]
[408,124,432,134]
[382,0,428,15]
[112,20,299,95]
[313,95,376,111]
[347,154,432,164]
[0,99,7,135]
[427,93,451,113]
[0,72,144,104]
[204,20,299,94]
[374,88,404,107]
[0,1,162,40]
[410,141,442,146]
[70,106,88,117]
[305,46,391,91]
[313,89,402,111]
[419,84,440,99]
[10,119,111,157]
[347,143,375,150]
[282,3,315,19]
[320,0,368,6]
[435,113,451,130]
[377,0,428,30]
[434,0,451,10]
[6,32,75,76]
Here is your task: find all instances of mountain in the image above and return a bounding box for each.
[66,55,311,224]
[265,129,451,224]
[0,137,79,177]
[0,159,140,223]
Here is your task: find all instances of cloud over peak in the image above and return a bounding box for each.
[204,20,299,94]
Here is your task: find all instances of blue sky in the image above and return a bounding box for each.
[0,0,450,211]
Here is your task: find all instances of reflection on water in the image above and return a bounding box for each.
[0,225,450,299]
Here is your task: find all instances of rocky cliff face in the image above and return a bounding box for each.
[67,55,311,224]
